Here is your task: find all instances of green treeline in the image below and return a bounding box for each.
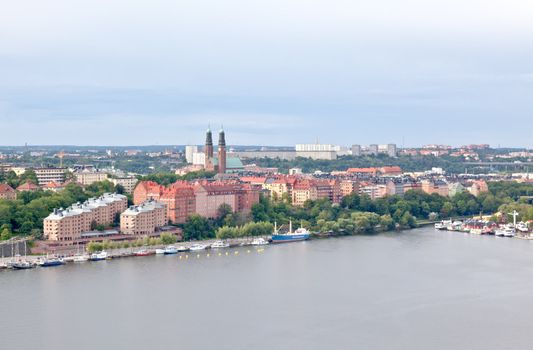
[247,155,486,174]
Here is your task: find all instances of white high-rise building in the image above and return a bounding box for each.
[185,145,199,164]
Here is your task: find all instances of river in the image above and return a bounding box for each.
[2,227,533,350]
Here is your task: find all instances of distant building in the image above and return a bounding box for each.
[289,168,303,175]
[351,144,361,157]
[378,144,397,157]
[231,150,297,160]
[0,183,16,200]
[110,177,139,194]
[468,180,489,197]
[421,180,449,197]
[295,144,337,160]
[192,152,206,166]
[185,145,198,164]
[448,182,465,197]
[368,144,379,156]
[120,200,168,236]
[34,167,66,186]
[359,183,387,200]
[74,169,109,186]
[16,182,40,192]
[42,181,66,192]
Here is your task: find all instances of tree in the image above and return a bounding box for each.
[216,204,233,226]
[183,215,214,241]
[1,228,11,241]
[160,233,177,244]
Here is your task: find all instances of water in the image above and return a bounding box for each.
[2,227,533,350]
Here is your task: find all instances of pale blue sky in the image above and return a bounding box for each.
[1,0,532,147]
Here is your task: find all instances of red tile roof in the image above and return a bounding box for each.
[0,183,15,193]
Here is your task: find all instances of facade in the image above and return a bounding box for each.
[340,179,360,197]
[468,180,489,197]
[110,177,139,194]
[368,144,379,156]
[448,182,465,197]
[0,183,16,200]
[120,200,167,236]
[351,144,361,156]
[194,180,260,218]
[359,184,387,200]
[421,180,450,197]
[75,170,109,185]
[44,193,128,242]
[134,179,260,222]
[34,167,66,186]
[185,145,199,164]
[160,182,196,223]
[378,144,397,157]
[16,182,40,192]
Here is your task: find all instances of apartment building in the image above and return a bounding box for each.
[120,200,167,236]
[43,193,128,242]
[34,167,66,186]
[74,170,109,185]
[0,183,16,200]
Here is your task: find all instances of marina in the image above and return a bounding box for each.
[3,227,533,350]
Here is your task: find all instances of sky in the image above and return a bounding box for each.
[0,0,532,148]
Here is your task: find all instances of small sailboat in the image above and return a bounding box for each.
[12,241,35,270]
[73,243,90,262]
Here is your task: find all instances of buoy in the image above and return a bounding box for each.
[197,254,200,258]
[225,252,229,256]
[179,256,182,260]
[207,254,210,258]
[247,250,251,253]
[185,255,189,259]
[218,253,222,256]
[234,251,239,255]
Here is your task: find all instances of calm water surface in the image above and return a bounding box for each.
[2,227,533,350]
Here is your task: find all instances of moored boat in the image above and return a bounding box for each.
[89,251,109,261]
[189,244,208,251]
[73,254,89,262]
[271,221,310,244]
[251,237,269,246]
[163,246,178,255]
[210,241,230,249]
[39,257,64,267]
[11,260,35,270]
[177,246,190,252]
[135,249,155,257]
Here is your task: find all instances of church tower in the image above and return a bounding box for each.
[218,127,227,174]
[204,127,214,171]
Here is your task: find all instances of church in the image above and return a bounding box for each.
[204,127,243,174]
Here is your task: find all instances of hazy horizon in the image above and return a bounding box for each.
[1,0,532,147]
